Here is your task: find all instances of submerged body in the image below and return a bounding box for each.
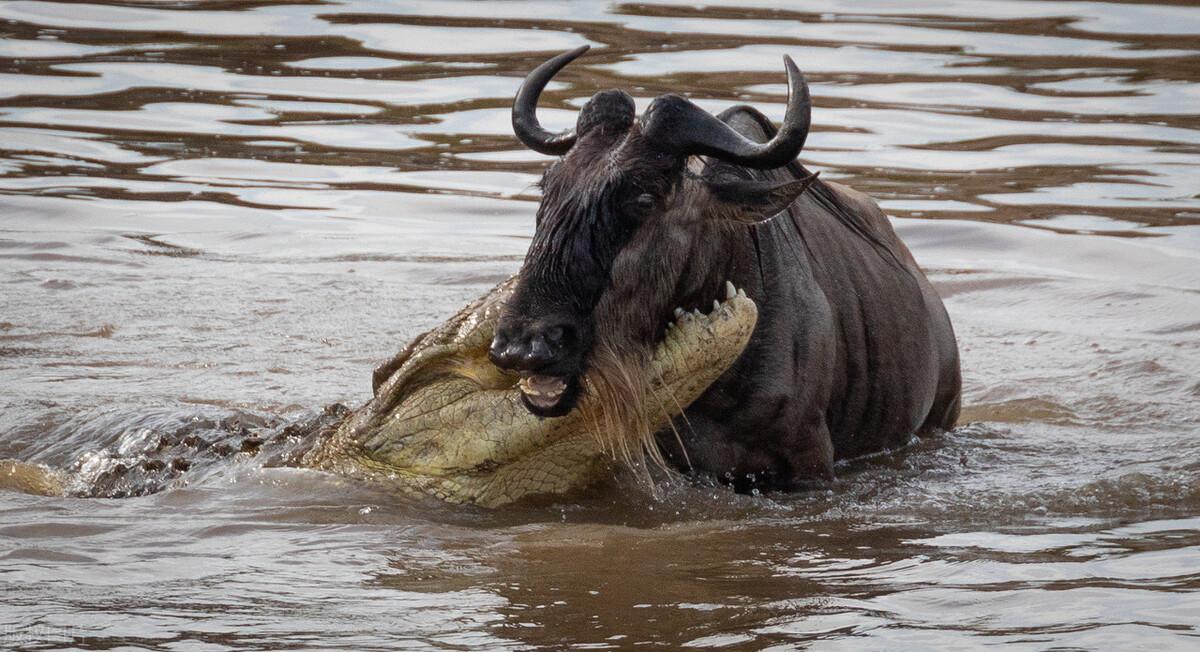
[1,280,758,507]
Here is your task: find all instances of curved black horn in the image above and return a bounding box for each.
[641,55,811,169]
[512,45,590,156]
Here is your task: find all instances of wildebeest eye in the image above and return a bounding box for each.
[634,193,655,211]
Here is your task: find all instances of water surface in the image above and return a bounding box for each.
[1,1,1199,649]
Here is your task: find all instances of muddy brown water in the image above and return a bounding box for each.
[1,1,1199,649]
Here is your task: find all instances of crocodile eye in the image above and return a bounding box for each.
[635,193,655,211]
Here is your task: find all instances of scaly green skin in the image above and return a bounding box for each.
[1,280,757,507]
[302,277,758,507]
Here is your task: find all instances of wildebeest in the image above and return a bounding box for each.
[489,46,961,492]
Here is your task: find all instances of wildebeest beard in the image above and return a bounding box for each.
[582,240,697,477]
[521,150,688,474]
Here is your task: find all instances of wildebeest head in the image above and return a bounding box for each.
[490,46,816,428]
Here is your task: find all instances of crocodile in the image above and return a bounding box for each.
[1,278,757,507]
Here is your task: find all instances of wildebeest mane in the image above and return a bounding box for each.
[802,175,912,275]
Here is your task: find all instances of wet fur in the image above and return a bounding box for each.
[582,179,743,472]
[502,101,960,491]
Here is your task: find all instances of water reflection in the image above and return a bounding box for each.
[1,0,1198,649]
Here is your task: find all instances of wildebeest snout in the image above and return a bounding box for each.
[489,321,571,372]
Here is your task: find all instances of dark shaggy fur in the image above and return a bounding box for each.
[497,100,961,492]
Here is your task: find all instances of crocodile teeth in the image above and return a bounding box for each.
[664,283,752,334]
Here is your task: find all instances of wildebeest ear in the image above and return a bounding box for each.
[706,172,819,224]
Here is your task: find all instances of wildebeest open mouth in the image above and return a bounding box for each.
[515,281,749,418]
[517,373,579,415]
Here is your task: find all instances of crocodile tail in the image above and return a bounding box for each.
[0,459,67,497]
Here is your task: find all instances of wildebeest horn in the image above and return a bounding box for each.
[512,45,590,156]
[641,56,811,169]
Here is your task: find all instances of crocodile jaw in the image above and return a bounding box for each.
[307,279,757,507]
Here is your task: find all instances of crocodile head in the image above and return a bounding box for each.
[305,277,757,507]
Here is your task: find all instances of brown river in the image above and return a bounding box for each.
[1,1,1198,649]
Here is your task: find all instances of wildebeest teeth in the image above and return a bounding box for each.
[518,375,565,398]
[725,281,736,299]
